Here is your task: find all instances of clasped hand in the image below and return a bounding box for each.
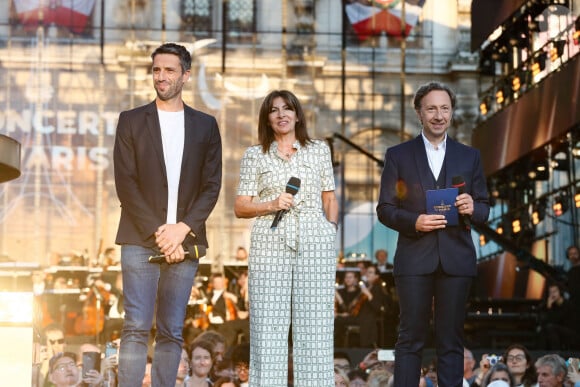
[155,222,190,263]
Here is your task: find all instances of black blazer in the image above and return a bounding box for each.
[113,101,222,248]
[376,135,489,277]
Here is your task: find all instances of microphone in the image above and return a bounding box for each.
[148,245,207,264]
[271,177,301,230]
[452,175,471,230]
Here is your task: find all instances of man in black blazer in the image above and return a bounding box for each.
[376,82,489,387]
[113,43,222,386]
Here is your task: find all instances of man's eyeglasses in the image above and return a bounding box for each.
[49,338,65,345]
[507,354,526,362]
[53,361,76,373]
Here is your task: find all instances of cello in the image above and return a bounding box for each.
[74,277,111,336]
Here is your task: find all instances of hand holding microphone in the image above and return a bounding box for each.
[271,177,301,229]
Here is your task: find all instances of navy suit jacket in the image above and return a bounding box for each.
[113,101,222,249]
[376,135,489,277]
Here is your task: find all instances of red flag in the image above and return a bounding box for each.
[345,0,425,41]
[14,0,96,33]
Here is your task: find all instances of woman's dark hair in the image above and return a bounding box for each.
[502,343,537,386]
[482,362,515,387]
[151,43,192,73]
[348,368,368,382]
[257,90,311,153]
[413,81,457,111]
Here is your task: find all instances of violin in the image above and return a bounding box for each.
[196,304,211,330]
[225,296,238,321]
[335,286,368,317]
[349,292,368,317]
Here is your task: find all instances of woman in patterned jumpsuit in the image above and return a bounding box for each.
[234,90,339,386]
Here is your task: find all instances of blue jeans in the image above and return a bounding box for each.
[117,245,198,387]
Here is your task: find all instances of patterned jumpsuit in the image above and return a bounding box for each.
[237,139,337,387]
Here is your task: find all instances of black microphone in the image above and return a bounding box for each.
[148,245,207,264]
[271,177,301,230]
[452,175,471,230]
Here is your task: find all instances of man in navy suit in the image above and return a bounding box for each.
[376,82,489,387]
[113,43,222,386]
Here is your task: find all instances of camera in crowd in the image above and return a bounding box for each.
[486,354,502,366]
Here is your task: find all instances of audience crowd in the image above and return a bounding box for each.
[30,246,580,386]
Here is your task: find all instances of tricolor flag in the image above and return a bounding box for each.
[345,0,426,41]
[13,0,96,34]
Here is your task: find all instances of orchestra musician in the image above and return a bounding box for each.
[334,269,382,347]
[74,274,112,337]
[227,269,249,320]
[206,273,249,346]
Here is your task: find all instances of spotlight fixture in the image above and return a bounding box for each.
[491,44,510,62]
[532,52,547,77]
[553,194,569,217]
[532,199,547,225]
[479,99,488,116]
[496,89,505,105]
[572,142,580,158]
[479,234,487,246]
[551,151,569,171]
[550,40,566,62]
[494,82,509,106]
[531,160,549,180]
[512,218,522,234]
[512,75,521,92]
[497,224,504,235]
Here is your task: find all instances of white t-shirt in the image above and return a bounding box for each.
[158,109,185,224]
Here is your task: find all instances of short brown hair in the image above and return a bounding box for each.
[413,82,457,111]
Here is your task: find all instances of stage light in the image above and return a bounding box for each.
[496,89,505,105]
[512,75,521,92]
[550,40,566,62]
[512,218,522,234]
[532,52,547,76]
[553,195,569,217]
[531,160,549,180]
[479,102,488,115]
[551,151,569,171]
[532,200,547,225]
[572,142,580,158]
[497,225,504,235]
[479,234,487,246]
[575,189,580,208]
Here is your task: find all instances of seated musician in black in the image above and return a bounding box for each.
[334,265,389,347]
[207,273,249,346]
[539,282,580,349]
